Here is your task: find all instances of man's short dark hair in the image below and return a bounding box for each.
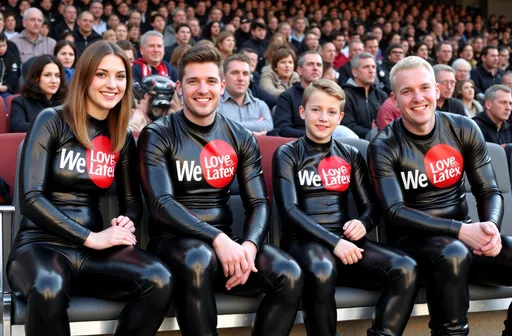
[239,47,257,55]
[178,45,223,82]
[0,34,6,44]
[223,53,251,74]
[250,21,266,31]
[150,13,165,23]
[363,35,378,46]
[436,41,452,53]
[329,30,345,41]
[175,23,191,33]
[387,43,404,55]
[482,45,498,57]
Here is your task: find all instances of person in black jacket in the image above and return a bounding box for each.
[274,51,357,139]
[341,52,388,139]
[73,11,102,57]
[470,46,504,98]
[0,34,21,98]
[10,55,67,132]
[241,21,268,73]
[434,64,467,116]
[337,39,364,85]
[473,85,512,145]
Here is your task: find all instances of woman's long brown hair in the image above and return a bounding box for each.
[63,40,132,153]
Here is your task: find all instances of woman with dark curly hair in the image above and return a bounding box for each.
[202,20,221,43]
[10,55,68,132]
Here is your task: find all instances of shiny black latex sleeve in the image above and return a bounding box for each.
[19,109,91,246]
[368,113,503,240]
[273,137,378,250]
[138,123,223,244]
[461,117,503,229]
[236,133,270,249]
[114,131,143,226]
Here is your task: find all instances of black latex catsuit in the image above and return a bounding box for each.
[138,110,304,336]
[7,107,173,336]
[273,136,418,336]
[368,112,512,336]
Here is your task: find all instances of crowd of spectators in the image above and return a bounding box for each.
[1,0,512,144]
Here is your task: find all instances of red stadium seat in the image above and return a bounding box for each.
[0,133,26,201]
[6,94,20,131]
[0,97,7,134]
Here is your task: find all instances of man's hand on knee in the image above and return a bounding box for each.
[458,223,494,253]
[475,222,502,257]
[226,241,258,290]
[213,233,249,278]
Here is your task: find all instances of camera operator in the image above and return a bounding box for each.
[129,75,182,132]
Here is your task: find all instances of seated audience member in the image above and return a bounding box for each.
[435,41,453,65]
[54,40,77,83]
[218,54,273,135]
[3,13,20,40]
[273,78,418,336]
[341,52,388,139]
[73,11,102,57]
[502,71,512,90]
[242,21,268,72]
[331,30,349,69]
[115,23,128,41]
[260,47,300,97]
[413,42,434,64]
[378,43,405,94]
[164,23,191,62]
[262,33,291,73]
[102,29,117,42]
[274,50,357,138]
[10,55,67,132]
[499,46,510,72]
[473,85,512,145]
[454,79,484,117]
[132,31,178,87]
[337,39,364,85]
[322,62,337,81]
[376,97,401,131]
[51,5,76,41]
[116,39,136,65]
[12,8,56,63]
[170,44,191,68]
[0,34,21,98]
[240,47,277,109]
[459,43,477,69]
[452,58,472,81]
[433,64,467,116]
[215,31,236,61]
[471,46,504,97]
[320,41,339,80]
[202,20,221,43]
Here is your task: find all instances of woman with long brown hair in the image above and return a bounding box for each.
[6,40,173,336]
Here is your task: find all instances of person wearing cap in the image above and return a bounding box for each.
[236,16,252,49]
[242,21,268,73]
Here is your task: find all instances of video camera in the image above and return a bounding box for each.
[133,75,176,121]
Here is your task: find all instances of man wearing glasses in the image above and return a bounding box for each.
[434,64,467,116]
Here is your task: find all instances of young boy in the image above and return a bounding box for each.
[273,78,418,336]
[0,34,21,99]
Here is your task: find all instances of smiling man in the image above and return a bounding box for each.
[132,30,178,87]
[138,45,303,336]
[218,53,273,135]
[368,56,512,336]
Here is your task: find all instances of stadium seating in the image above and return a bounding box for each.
[0,136,511,335]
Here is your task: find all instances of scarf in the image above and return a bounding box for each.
[133,58,169,78]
